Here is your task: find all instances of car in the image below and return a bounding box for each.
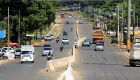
[5,42,19,48]
[62,39,70,45]
[94,43,104,51]
[45,35,52,41]
[15,49,21,57]
[50,34,54,39]
[111,36,118,43]
[82,40,91,47]
[2,47,15,54]
[66,21,69,24]
[43,44,51,48]
[63,31,68,36]
[42,48,53,56]
[79,20,84,24]
[0,49,7,59]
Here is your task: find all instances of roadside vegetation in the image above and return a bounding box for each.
[0,0,56,46]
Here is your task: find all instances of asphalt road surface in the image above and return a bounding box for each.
[1,12,140,80]
[71,14,140,80]
[0,13,76,80]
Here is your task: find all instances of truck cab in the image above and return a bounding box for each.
[21,45,34,63]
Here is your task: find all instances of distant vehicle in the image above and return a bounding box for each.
[92,26,100,29]
[42,48,53,56]
[50,34,54,39]
[43,44,51,48]
[45,35,52,41]
[5,43,19,48]
[92,31,104,45]
[21,45,34,63]
[0,49,7,59]
[62,39,70,45]
[66,21,69,24]
[111,36,118,43]
[61,13,64,18]
[129,43,140,67]
[79,20,84,24]
[63,31,68,36]
[82,39,91,47]
[2,47,15,54]
[94,43,104,51]
[15,49,21,57]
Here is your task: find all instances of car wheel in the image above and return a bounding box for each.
[94,49,96,51]
[130,63,136,67]
[102,50,103,51]
[21,62,23,64]
[31,61,34,63]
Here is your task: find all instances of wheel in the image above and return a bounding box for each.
[31,61,34,63]
[102,50,103,51]
[94,49,96,51]
[21,62,23,64]
[130,63,136,67]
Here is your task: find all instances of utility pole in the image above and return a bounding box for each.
[8,7,10,52]
[127,0,131,52]
[137,16,138,27]
[117,4,120,45]
[79,3,80,12]
[18,10,20,46]
[133,4,135,42]
[121,5,124,47]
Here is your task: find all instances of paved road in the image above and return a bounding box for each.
[0,13,76,80]
[70,14,140,80]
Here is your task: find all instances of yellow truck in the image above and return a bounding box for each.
[92,31,104,45]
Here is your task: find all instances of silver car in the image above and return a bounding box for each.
[42,48,53,56]
[94,43,104,51]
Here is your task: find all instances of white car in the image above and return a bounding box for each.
[94,43,104,51]
[50,34,54,39]
[45,35,52,41]
[42,48,53,56]
[2,47,15,54]
[61,39,70,45]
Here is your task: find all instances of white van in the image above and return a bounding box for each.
[21,45,34,63]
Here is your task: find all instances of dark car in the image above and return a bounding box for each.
[44,44,51,48]
[63,31,68,36]
[111,36,118,43]
[66,21,69,24]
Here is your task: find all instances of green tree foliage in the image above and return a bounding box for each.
[0,0,56,43]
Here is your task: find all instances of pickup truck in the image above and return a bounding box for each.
[5,43,19,48]
[129,43,140,67]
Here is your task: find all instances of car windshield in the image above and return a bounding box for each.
[96,43,102,46]
[44,48,52,50]
[44,44,51,47]
[22,51,32,54]
[46,36,50,37]
[16,49,21,52]
[50,35,53,36]
[63,39,68,40]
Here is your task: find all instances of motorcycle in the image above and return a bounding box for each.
[74,44,77,48]
[60,46,63,52]
[47,54,52,61]
[56,39,59,43]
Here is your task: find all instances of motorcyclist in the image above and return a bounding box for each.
[60,43,63,52]
[74,41,77,48]
[47,52,52,60]
[56,36,60,43]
